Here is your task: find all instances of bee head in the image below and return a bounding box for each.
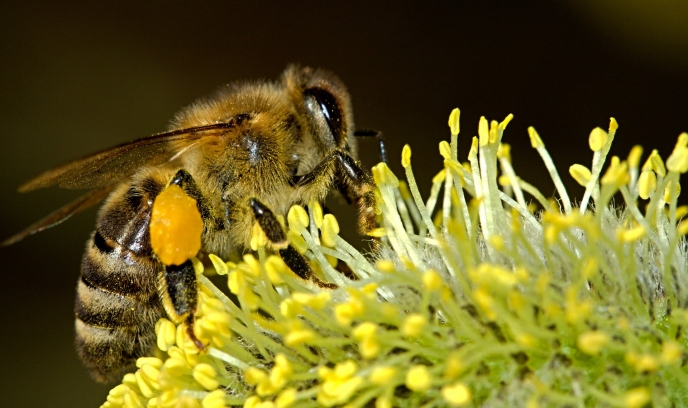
[282,65,356,158]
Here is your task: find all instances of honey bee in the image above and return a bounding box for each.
[4,65,385,382]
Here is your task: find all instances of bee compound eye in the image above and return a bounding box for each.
[304,87,343,145]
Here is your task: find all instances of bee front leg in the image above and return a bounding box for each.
[249,198,337,289]
[298,150,378,236]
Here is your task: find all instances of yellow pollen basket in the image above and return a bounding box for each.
[150,184,203,266]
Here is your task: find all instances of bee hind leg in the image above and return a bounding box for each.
[161,260,205,350]
[248,198,337,289]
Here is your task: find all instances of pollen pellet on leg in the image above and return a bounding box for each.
[150,184,203,266]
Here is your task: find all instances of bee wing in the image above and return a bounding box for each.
[18,121,244,192]
[2,185,115,246]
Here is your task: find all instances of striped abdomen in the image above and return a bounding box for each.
[75,179,164,383]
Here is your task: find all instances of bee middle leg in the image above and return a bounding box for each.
[169,169,218,227]
[249,198,337,289]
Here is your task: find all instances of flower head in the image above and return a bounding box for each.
[102,112,688,407]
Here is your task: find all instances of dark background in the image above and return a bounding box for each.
[1,1,686,406]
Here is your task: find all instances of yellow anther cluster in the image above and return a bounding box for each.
[320,214,340,247]
[623,387,651,408]
[193,363,220,390]
[249,354,293,396]
[616,225,646,242]
[648,150,666,177]
[638,169,657,199]
[422,269,444,291]
[334,290,368,326]
[155,318,177,352]
[375,259,396,273]
[489,119,499,144]
[527,127,544,148]
[283,324,316,347]
[469,263,518,289]
[273,388,297,408]
[472,287,497,320]
[287,205,309,232]
[577,331,609,355]
[352,321,380,359]
[291,291,331,309]
[264,255,288,285]
[103,383,143,408]
[401,145,412,168]
[660,341,682,365]
[448,108,460,136]
[432,168,446,185]
[443,353,465,379]
[372,162,400,188]
[667,133,688,173]
[308,200,323,228]
[569,164,591,187]
[317,361,363,407]
[497,143,511,161]
[405,365,431,392]
[601,156,630,187]
[625,352,659,373]
[369,366,396,385]
[402,313,427,338]
[439,140,452,160]
[627,145,643,169]
[588,127,608,152]
[195,297,232,348]
[250,221,268,251]
[441,382,472,406]
[203,389,228,408]
[477,116,490,146]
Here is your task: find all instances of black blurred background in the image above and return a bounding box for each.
[1,1,687,406]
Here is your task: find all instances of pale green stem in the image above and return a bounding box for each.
[425,176,444,218]
[299,227,349,286]
[619,186,666,253]
[442,169,452,231]
[498,191,542,232]
[445,164,472,234]
[478,143,497,239]
[208,347,252,371]
[379,183,423,266]
[498,156,527,209]
[400,183,424,234]
[394,189,416,234]
[517,179,554,212]
[484,143,507,231]
[468,145,490,244]
[404,164,439,239]
[667,172,680,237]
[534,144,572,214]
